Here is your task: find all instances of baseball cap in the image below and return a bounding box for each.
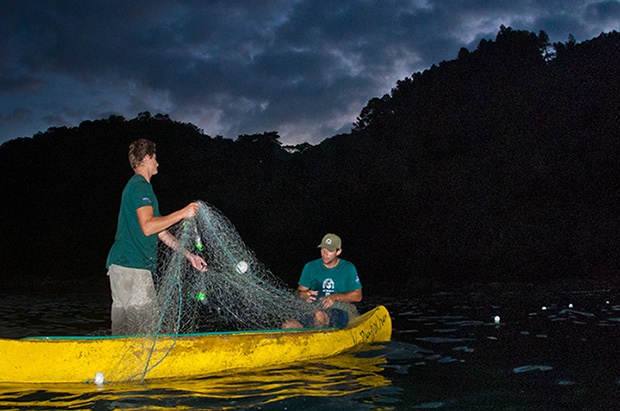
[317,233,342,251]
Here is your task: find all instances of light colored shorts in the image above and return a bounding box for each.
[107,264,157,335]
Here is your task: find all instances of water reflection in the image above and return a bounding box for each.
[0,349,391,410]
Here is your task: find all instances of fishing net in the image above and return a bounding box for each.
[105,201,317,382]
[153,200,314,333]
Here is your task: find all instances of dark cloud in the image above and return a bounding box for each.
[0,74,44,94]
[585,1,620,23]
[1,0,618,144]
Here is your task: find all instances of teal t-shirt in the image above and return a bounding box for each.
[298,258,362,296]
[106,174,161,273]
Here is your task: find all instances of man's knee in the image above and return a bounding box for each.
[313,310,329,327]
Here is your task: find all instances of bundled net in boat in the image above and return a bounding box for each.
[106,201,316,382]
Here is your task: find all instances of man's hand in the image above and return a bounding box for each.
[187,253,208,272]
[181,202,201,219]
[297,287,318,303]
[320,294,337,309]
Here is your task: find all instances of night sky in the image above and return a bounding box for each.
[1,1,619,145]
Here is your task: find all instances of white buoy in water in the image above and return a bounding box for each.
[494,316,500,324]
[94,372,104,385]
[235,261,248,274]
[568,303,574,308]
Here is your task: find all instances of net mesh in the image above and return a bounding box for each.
[154,200,314,333]
[105,201,317,382]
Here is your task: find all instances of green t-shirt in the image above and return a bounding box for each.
[298,258,362,296]
[106,174,161,273]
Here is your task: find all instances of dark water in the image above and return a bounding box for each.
[2,285,620,410]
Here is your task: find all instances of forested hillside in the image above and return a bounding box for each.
[1,27,619,294]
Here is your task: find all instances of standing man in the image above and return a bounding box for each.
[106,139,207,335]
[292,233,362,328]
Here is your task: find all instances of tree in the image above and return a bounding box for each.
[352,94,392,132]
[236,131,282,146]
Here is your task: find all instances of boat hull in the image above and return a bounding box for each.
[0,305,391,383]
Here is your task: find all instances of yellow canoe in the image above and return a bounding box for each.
[0,305,391,384]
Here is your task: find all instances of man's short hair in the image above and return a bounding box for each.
[128,139,156,170]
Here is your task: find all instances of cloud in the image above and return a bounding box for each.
[584,1,620,27]
[1,0,618,145]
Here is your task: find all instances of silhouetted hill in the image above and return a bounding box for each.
[1,27,619,295]
[350,27,620,288]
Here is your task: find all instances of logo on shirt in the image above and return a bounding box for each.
[142,197,152,204]
[322,278,335,296]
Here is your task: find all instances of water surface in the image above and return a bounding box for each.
[2,286,620,409]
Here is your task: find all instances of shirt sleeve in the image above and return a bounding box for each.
[346,263,362,290]
[131,179,156,210]
[298,262,313,288]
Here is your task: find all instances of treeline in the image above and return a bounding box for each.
[1,27,619,294]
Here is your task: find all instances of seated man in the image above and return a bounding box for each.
[284,233,362,328]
